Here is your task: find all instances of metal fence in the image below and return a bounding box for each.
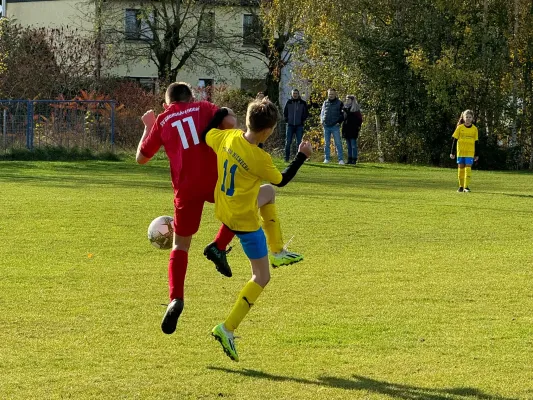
[0,100,116,152]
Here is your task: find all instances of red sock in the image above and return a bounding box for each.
[214,224,234,250]
[168,249,188,301]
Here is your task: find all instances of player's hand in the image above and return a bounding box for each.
[141,110,156,127]
[299,141,312,158]
[450,154,455,160]
[474,156,479,162]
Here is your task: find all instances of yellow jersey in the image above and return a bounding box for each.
[452,124,478,157]
[206,129,282,232]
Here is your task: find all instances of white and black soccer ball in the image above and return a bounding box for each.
[147,216,174,250]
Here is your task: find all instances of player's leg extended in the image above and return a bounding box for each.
[464,164,472,190]
[212,231,269,361]
[162,233,191,334]
[162,199,203,334]
[258,184,303,267]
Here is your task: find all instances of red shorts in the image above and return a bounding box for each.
[173,190,215,237]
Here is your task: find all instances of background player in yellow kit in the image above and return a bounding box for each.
[450,109,479,193]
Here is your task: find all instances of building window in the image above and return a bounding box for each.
[199,11,215,43]
[243,14,261,46]
[125,9,153,41]
[125,77,157,94]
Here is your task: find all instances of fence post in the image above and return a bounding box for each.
[3,108,6,150]
[26,100,34,150]
[110,101,115,152]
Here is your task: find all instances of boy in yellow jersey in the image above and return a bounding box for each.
[450,109,479,193]
[203,98,312,361]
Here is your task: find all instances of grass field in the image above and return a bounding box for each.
[1,159,532,400]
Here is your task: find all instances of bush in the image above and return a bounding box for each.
[212,86,254,130]
[0,146,121,161]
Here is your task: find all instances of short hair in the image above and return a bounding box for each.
[246,98,279,132]
[327,88,337,92]
[166,82,193,103]
[292,88,299,93]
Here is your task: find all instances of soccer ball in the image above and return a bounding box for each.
[147,216,174,249]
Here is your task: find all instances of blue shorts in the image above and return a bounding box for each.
[236,228,268,259]
[457,157,474,165]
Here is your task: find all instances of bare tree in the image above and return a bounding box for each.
[81,0,256,86]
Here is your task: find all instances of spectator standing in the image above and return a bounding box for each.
[342,95,363,165]
[283,89,309,162]
[320,89,345,164]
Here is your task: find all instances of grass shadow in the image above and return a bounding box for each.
[207,367,517,400]
[483,192,533,199]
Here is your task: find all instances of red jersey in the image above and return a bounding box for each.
[140,101,219,201]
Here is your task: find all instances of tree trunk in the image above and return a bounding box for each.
[375,113,384,162]
[511,0,519,147]
[94,0,103,80]
[265,71,280,106]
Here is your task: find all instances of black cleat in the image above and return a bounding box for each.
[204,242,233,277]
[457,187,464,193]
[161,298,184,335]
[464,187,471,193]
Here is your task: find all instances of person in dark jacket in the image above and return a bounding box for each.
[320,88,345,164]
[283,89,309,162]
[342,95,363,165]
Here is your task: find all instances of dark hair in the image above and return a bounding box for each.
[292,89,299,93]
[327,88,337,92]
[246,98,279,132]
[166,82,193,103]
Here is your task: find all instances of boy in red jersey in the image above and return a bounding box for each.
[136,82,235,334]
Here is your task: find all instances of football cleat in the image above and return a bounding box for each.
[457,187,464,193]
[204,242,233,277]
[269,249,304,268]
[211,323,239,362]
[464,187,471,193]
[161,298,184,335]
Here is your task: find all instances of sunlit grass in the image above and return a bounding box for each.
[1,160,532,399]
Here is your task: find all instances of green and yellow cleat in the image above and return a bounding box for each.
[211,323,239,362]
[269,249,304,268]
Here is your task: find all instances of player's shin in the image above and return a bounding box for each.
[465,166,472,188]
[260,203,284,253]
[458,167,465,188]
[224,280,263,331]
[214,224,234,250]
[168,249,188,300]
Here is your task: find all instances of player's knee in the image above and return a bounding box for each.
[173,233,192,252]
[254,271,270,287]
[260,184,276,202]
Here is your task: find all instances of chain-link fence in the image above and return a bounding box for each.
[0,100,116,152]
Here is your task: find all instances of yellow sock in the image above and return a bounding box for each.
[458,168,465,187]
[260,203,283,253]
[224,280,263,332]
[464,166,472,188]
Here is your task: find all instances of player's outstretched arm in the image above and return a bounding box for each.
[273,141,312,187]
[136,110,156,164]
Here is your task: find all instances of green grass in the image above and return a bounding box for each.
[1,160,532,400]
